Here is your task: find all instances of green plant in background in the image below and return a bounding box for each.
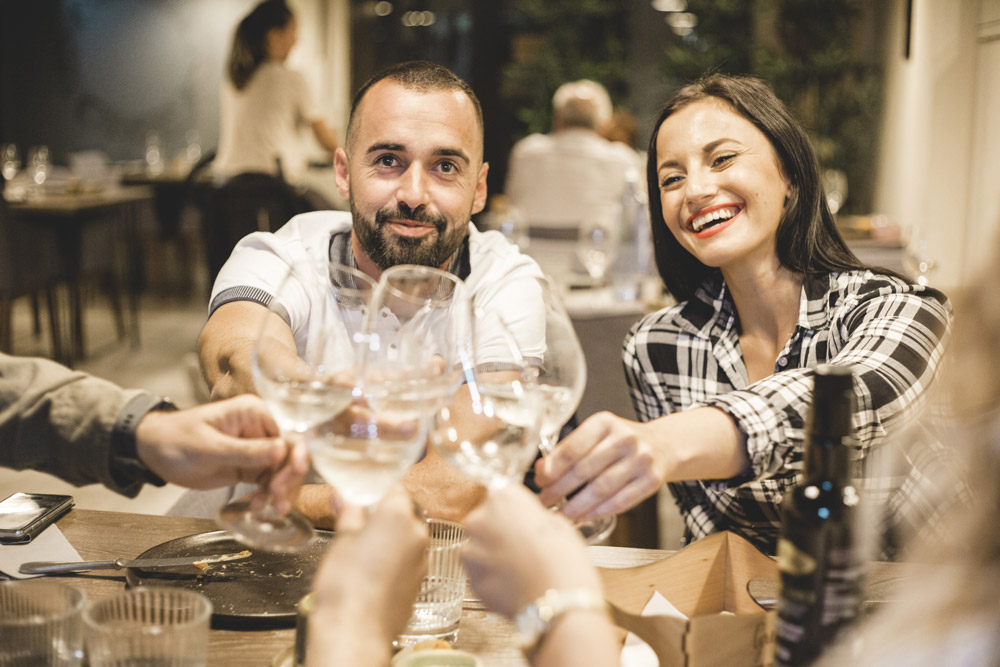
[661,0,884,214]
[501,0,630,136]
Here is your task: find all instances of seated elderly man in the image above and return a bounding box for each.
[193,60,543,524]
[505,79,642,236]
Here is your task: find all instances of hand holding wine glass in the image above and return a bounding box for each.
[217,262,374,551]
[522,275,617,542]
[307,265,470,510]
[431,310,544,488]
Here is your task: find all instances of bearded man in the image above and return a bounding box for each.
[195,61,542,523]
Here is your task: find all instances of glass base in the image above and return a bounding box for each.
[394,624,460,649]
[218,499,314,553]
[576,515,617,545]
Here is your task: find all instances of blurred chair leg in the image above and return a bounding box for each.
[0,296,11,352]
[45,284,66,364]
[30,292,42,336]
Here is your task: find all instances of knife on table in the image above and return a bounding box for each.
[19,550,252,575]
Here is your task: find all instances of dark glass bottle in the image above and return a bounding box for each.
[774,364,862,666]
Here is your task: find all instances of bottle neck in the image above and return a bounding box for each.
[804,434,850,483]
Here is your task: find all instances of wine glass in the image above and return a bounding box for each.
[2,143,20,181]
[218,262,374,551]
[576,202,621,285]
[520,275,617,543]
[307,265,470,509]
[432,310,545,488]
[27,145,50,187]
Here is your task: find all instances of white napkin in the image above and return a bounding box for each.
[620,591,688,667]
[0,524,82,579]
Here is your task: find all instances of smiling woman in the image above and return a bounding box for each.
[531,73,958,561]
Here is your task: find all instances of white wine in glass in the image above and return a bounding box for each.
[523,275,617,543]
[308,264,471,509]
[218,262,374,551]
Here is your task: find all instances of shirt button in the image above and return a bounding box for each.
[777,357,788,367]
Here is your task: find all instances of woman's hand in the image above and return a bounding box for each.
[533,411,671,522]
[534,408,747,522]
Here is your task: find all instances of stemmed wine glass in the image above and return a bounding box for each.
[432,309,545,488]
[576,202,621,285]
[521,275,617,542]
[27,145,50,187]
[306,264,470,509]
[217,262,375,551]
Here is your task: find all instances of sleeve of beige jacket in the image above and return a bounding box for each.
[0,352,148,496]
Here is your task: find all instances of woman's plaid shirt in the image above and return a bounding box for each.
[623,270,956,557]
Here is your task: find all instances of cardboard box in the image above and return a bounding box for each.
[599,531,778,667]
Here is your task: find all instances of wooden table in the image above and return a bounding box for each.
[49,509,908,666]
[51,509,674,666]
[6,186,153,361]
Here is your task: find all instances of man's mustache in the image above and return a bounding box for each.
[375,206,446,233]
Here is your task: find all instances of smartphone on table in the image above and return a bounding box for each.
[0,492,75,544]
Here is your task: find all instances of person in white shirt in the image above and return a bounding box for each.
[196,60,544,524]
[214,0,338,186]
[505,79,642,233]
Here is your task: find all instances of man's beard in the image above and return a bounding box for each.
[351,202,467,270]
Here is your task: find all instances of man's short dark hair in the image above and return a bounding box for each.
[345,61,484,156]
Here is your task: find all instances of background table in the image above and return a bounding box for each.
[6,187,153,361]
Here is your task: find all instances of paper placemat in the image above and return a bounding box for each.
[0,524,82,579]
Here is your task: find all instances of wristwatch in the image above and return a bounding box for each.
[514,588,607,653]
[110,393,177,487]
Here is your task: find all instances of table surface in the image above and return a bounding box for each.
[5,185,153,217]
[50,509,672,666]
[51,509,907,666]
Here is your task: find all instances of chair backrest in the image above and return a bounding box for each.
[205,171,314,284]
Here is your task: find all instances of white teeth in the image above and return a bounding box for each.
[690,206,739,232]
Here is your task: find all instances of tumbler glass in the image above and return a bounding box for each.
[396,518,469,647]
[83,587,212,667]
[0,580,85,666]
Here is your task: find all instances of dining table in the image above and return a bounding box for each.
[5,185,154,361]
[47,508,674,667]
[35,508,910,667]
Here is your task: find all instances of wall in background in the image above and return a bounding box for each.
[0,0,350,169]
[875,0,1000,289]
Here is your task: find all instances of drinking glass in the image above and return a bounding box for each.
[307,265,470,509]
[145,130,164,174]
[396,518,470,647]
[521,275,617,543]
[2,143,21,181]
[0,580,85,666]
[83,588,211,667]
[576,203,621,284]
[218,262,374,550]
[27,145,50,186]
[432,310,544,488]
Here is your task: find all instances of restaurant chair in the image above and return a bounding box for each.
[0,183,66,362]
[204,171,313,286]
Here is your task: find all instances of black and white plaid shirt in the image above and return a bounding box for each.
[623,270,957,557]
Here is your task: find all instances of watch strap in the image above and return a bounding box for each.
[111,393,177,487]
[515,588,608,652]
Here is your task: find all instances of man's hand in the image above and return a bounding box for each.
[135,394,309,514]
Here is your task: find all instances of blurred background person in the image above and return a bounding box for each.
[504,79,642,278]
[214,0,339,194]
